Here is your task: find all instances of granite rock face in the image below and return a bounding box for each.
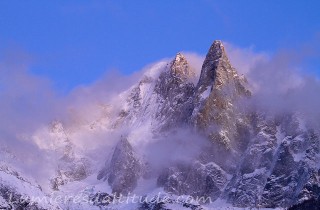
[153,53,196,131]
[99,41,320,208]
[98,136,143,196]
[114,52,196,133]
[223,113,320,208]
[1,40,320,209]
[192,41,251,151]
[157,161,228,200]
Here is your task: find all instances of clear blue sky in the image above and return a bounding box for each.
[0,0,319,92]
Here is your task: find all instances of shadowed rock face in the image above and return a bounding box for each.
[197,40,231,93]
[154,53,196,131]
[183,41,253,177]
[223,113,320,208]
[98,136,143,196]
[2,40,320,209]
[289,198,320,210]
[196,40,250,96]
[192,40,251,150]
[155,41,253,200]
[113,53,196,132]
[103,40,253,199]
[95,41,320,209]
[157,161,228,200]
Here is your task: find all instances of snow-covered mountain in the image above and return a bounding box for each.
[1,40,319,209]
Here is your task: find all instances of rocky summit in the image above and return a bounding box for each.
[1,40,319,209]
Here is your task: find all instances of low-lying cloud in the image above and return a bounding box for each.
[0,40,319,184]
[226,40,320,127]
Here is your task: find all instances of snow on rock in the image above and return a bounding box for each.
[1,40,320,209]
[0,163,57,209]
[157,161,228,201]
[97,136,144,196]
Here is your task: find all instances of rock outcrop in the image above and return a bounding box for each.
[49,121,91,190]
[192,40,251,151]
[98,136,143,196]
[2,40,320,209]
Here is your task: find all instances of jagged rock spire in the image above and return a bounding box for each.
[206,40,227,61]
[170,52,195,81]
[153,53,196,131]
[192,40,251,150]
[196,40,233,93]
[98,136,142,196]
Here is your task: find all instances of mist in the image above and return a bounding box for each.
[226,41,320,127]
[0,40,319,187]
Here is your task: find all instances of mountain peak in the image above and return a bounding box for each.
[207,40,227,61]
[174,52,186,62]
[192,40,251,145]
[97,135,143,196]
[196,40,231,93]
[169,52,195,81]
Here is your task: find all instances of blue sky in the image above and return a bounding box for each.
[0,0,319,92]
